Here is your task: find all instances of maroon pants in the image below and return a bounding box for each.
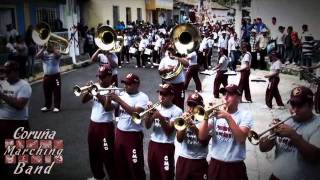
[176,156,208,180]
[114,128,146,180]
[265,77,284,108]
[208,158,248,180]
[213,70,228,98]
[43,73,61,109]
[148,141,175,180]
[238,70,252,101]
[185,65,202,92]
[88,121,115,179]
[315,84,320,114]
[0,120,30,179]
[171,82,185,111]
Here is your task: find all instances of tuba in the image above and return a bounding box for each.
[161,24,200,81]
[32,22,69,54]
[94,25,123,53]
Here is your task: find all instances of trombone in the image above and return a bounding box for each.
[131,102,161,124]
[193,103,227,122]
[248,114,295,145]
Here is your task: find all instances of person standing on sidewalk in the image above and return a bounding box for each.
[237,43,252,103]
[35,44,62,113]
[212,48,229,99]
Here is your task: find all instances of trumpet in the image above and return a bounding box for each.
[131,102,161,124]
[248,114,295,145]
[193,103,227,122]
[90,84,124,96]
[73,82,96,96]
[174,113,195,131]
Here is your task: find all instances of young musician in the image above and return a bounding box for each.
[184,50,202,92]
[212,48,229,98]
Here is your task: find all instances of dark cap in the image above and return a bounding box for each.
[219,84,241,96]
[157,84,175,95]
[121,73,140,84]
[4,61,19,71]
[97,64,112,78]
[187,92,204,106]
[288,86,314,106]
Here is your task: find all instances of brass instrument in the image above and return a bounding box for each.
[174,113,195,131]
[193,103,227,122]
[248,114,295,145]
[94,25,123,53]
[161,24,200,81]
[73,82,123,96]
[131,102,161,124]
[32,22,69,54]
[73,82,96,96]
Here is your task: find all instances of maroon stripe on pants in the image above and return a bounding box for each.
[148,141,175,180]
[184,65,202,92]
[43,73,61,109]
[238,70,252,101]
[265,76,284,108]
[88,121,115,179]
[114,128,146,180]
[208,158,248,180]
[176,156,208,180]
[171,82,185,111]
[213,70,228,98]
[0,120,30,179]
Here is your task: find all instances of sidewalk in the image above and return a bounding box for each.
[199,69,309,180]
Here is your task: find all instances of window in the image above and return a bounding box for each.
[113,6,119,27]
[36,7,58,31]
[137,8,142,21]
[126,7,131,24]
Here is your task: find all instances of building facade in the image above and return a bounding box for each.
[146,0,174,25]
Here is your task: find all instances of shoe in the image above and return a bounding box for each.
[142,66,146,68]
[263,105,272,109]
[151,65,154,68]
[135,65,139,68]
[126,61,129,64]
[41,107,50,112]
[53,108,60,113]
[118,66,122,69]
[275,105,285,110]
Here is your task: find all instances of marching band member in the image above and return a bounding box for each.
[35,44,62,112]
[236,42,252,103]
[122,30,131,64]
[109,73,149,180]
[259,86,320,180]
[184,50,202,92]
[81,64,116,180]
[199,84,253,180]
[153,33,165,65]
[91,49,119,86]
[176,93,210,180]
[144,84,182,180]
[158,46,189,110]
[0,61,32,179]
[198,33,209,70]
[138,33,149,68]
[212,48,229,98]
[264,49,285,109]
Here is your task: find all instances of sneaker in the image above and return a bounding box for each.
[263,105,272,109]
[118,66,122,69]
[142,66,146,68]
[135,65,139,68]
[126,61,129,64]
[151,65,154,68]
[41,107,50,112]
[53,108,60,113]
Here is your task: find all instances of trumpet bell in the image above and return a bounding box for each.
[73,85,82,96]
[132,112,142,124]
[193,105,206,122]
[174,117,187,131]
[248,130,260,145]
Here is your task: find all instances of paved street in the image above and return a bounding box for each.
[28,63,310,180]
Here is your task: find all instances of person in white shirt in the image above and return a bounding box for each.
[199,84,253,180]
[184,51,202,92]
[0,61,31,179]
[264,49,284,109]
[212,48,229,98]
[82,64,116,180]
[144,84,182,180]
[138,34,150,68]
[269,17,278,42]
[91,49,119,86]
[176,93,210,180]
[198,34,209,70]
[109,73,149,180]
[153,33,165,65]
[276,26,286,60]
[5,37,17,57]
[256,29,270,70]
[158,46,189,110]
[259,86,320,180]
[218,31,228,51]
[228,33,240,71]
[5,24,19,42]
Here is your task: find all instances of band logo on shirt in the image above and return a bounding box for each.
[277,137,296,152]
[215,125,233,142]
[186,130,200,145]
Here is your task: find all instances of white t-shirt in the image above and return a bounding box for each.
[139,38,149,51]
[97,53,118,75]
[218,37,228,49]
[6,43,16,54]
[272,115,320,180]
[187,51,197,66]
[150,104,182,144]
[199,37,208,52]
[0,80,32,120]
[270,60,282,77]
[257,35,269,50]
[117,92,149,132]
[178,120,209,159]
[208,110,253,162]
[159,55,185,84]
[241,52,252,69]
[218,55,229,71]
[90,97,114,123]
[154,37,164,51]
[207,38,214,48]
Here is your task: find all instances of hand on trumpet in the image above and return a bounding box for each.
[273,124,297,139]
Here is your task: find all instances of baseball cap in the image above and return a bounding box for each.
[219,84,241,96]
[121,73,140,84]
[187,92,204,106]
[157,84,175,95]
[97,64,112,78]
[288,86,314,107]
[4,61,19,72]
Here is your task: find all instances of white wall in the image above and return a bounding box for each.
[251,0,320,39]
[83,0,146,28]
